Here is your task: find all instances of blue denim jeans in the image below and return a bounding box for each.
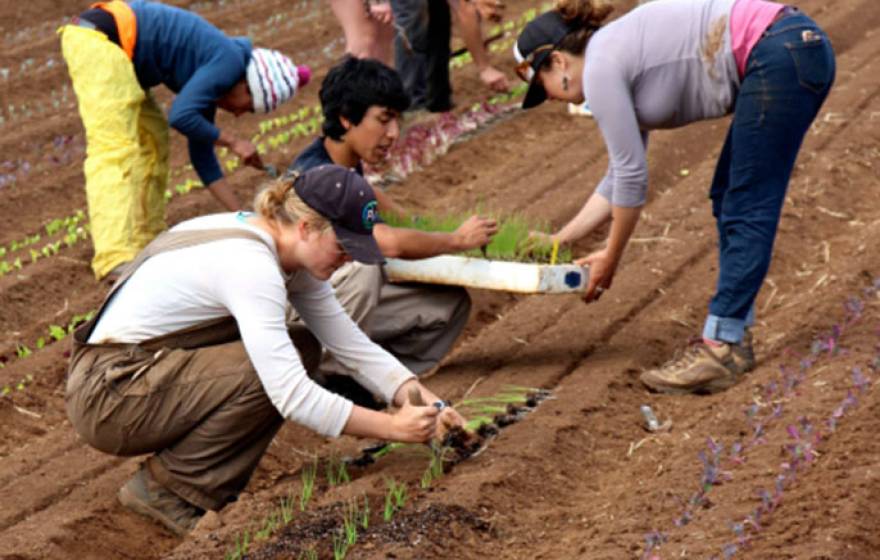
[703,12,835,344]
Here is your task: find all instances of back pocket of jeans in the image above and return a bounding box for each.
[785,31,834,94]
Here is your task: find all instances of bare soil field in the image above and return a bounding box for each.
[1,0,879,559]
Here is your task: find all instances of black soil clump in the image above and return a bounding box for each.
[492,414,517,428]
[246,503,492,559]
[476,422,499,438]
[441,426,483,462]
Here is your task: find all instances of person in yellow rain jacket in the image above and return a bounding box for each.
[59,0,311,280]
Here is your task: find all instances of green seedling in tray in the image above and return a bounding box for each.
[382,212,572,264]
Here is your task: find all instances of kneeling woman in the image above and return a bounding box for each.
[514,0,835,394]
[67,165,463,535]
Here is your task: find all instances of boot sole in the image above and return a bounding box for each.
[118,484,189,537]
[640,371,743,395]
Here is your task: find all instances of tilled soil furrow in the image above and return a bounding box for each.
[0,426,81,488]
[0,457,176,559]
[385,237,880,560]
[1,0,877,558]
[0,252,98,349]
[0,351,71,456]
[0,447,123,532]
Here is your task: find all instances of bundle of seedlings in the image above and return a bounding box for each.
[382,211,573,265]
[346,386,552,476]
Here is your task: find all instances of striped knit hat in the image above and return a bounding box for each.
[246,48,309,114]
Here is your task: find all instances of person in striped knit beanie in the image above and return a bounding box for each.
[246,48,312,114]
[59,0,311,282]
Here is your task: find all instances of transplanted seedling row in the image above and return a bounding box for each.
[4,36,536,274]
[642,280,880,560]
[0,311,95,376]
[4,83,525,277]
[228,386,551,558]
[225,453,357,559]
[226,477,402,560]
[364,86,528,189]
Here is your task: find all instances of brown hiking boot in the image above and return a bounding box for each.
[640,333,756,395]
[118,466,204,536]
[732,329,756,374]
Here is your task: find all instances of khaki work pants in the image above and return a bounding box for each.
[66,325,320,511]
[292,262,471,376]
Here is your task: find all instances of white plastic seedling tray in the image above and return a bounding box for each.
[384,255,590,294]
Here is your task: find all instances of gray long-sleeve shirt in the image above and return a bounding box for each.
[586,0,739,207]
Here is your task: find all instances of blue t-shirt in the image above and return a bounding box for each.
[130,0,252,186]
[288,137,364,176]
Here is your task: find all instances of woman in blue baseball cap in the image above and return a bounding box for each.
[514,0,834,394]
[65,164,464,536]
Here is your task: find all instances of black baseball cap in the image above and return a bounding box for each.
[514,11,579,109]
[293,164,385,264]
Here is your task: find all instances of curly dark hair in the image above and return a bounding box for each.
[320,56,410,140]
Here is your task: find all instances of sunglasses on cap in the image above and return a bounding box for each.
[514,44,556,83]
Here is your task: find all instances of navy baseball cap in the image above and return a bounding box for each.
[513,11,579,109]
[293,164,385,264]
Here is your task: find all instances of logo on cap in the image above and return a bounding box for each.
[362,200,379,231]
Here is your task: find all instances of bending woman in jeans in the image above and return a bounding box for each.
[67,165,464,536]
[513,0,835,394]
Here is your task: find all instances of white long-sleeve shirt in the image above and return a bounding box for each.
[89,213,415,437]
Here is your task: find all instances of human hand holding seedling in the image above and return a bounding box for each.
[407,386,468,443]
[514,230,559,261]
[436,406,467,440]
[231,138,264,170]
[453,215,498,251]
[390,400,439,443]
[578,248,617,302]
[479,65,510,93]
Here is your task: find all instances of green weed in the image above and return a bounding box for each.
[360,494,370,530]
[225,530,251,560]
[342,500,359,546]
[300,460,317,511]
[280,490,296,524]
[326,455,350,486]
[383,478,407,522]
[332,530,349,560]
[420,444,453,489]
[254,510,279,541]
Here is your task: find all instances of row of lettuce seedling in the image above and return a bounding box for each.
[1,310,94,397]
[643,281,880,559]
[0,211,87,278]
[0,94,531,377]
[0,81,527,278]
